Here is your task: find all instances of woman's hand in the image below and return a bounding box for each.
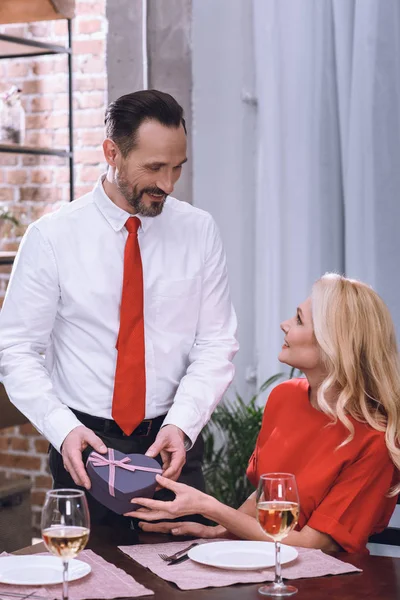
[138,520,222,538]
[124,474,210,520]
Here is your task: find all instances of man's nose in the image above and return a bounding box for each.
[156,176,174,195]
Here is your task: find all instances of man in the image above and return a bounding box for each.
[0,90,238,531]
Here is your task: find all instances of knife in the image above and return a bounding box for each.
[167,553,191,566]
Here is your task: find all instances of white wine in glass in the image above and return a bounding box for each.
[256,474,300,597]
[41,489,90,600]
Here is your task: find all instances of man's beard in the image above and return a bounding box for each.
[116,174,167,217]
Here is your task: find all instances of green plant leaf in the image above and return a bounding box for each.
[259,372,285,392]
[203,370,295,508]
[0,210,19,226]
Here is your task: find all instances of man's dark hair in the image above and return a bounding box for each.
[105,89,186,157]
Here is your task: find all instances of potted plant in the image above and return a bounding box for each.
[203,369,300,508]
[0,209,19,227]
[0,209,19,251]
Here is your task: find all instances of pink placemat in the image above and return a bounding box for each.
[119,539,362,591]
[0,550,153,598]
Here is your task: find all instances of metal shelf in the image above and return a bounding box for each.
[0,33,70,59]
[0,143,71,157]
[0,0,75,26]
[0,20,74,268]
[0,21,74,205]
[0,252,17,266]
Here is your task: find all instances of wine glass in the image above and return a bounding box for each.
[256,473,300,597]
[41,489,90,600]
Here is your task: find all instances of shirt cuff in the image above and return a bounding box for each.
[162,403,204,450]
[43,406,85,452]
[307,511,365,553]
[160,423,192,450]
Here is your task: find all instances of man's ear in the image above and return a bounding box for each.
[103,138,119,167]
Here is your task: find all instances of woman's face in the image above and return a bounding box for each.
[278,297,322,371]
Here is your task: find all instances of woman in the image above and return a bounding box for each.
[127,274,400,553]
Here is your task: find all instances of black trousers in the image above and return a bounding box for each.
[48,410,206,540]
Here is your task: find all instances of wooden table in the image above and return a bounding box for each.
[15,526,400,600]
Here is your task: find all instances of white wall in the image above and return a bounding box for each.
[192,0,258,400]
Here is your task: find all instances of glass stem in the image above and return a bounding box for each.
[62,560,69,600]
[274,541,283,585]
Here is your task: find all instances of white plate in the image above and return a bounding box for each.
[0,555,91,585]
[188,541,298,570]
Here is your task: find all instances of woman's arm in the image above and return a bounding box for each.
[201,493,339,550]
[128,475,340,551]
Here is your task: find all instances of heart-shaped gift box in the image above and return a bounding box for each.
[86,448,163,514]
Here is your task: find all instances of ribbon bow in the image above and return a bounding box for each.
[87,449,163,497]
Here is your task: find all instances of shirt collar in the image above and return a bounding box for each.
[93,175,155,233]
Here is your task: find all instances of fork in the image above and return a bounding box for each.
[0,593,48,599]
[158,542,199,562]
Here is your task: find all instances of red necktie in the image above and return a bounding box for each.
[112,216,146,435]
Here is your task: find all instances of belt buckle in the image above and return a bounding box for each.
[124,419,153,437]
[138,419,152,437]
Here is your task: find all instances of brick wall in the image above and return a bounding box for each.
[0,0,108,534]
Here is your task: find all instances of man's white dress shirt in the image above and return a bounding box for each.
[0,177,238,451]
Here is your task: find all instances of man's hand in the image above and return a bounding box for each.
[61,425,107,489]
[145,425,186,481]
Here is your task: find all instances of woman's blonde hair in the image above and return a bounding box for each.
[311,273,400,494]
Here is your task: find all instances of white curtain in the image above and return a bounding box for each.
[253,0,400,382]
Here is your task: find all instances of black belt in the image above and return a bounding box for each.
[70,408,166,438]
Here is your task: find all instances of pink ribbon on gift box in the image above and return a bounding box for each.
[87,449,163,497]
